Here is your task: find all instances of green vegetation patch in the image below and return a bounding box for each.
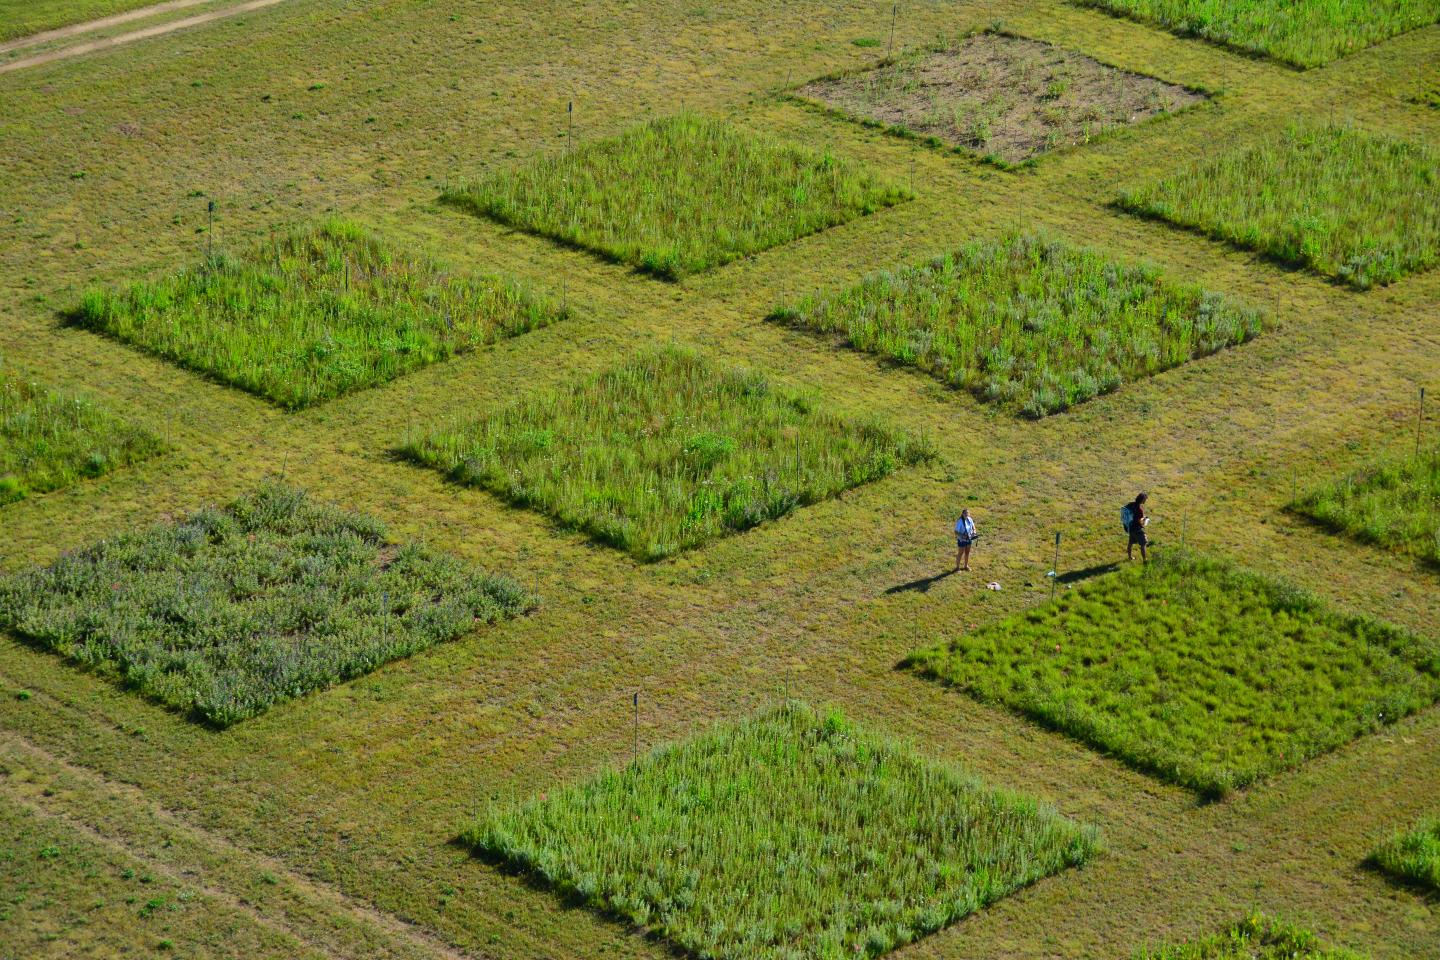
[1136,913,1367,959]
[72,218,565,409]
[905,550,1440,796]
[0,0,165,43]
[1292,448,1440,567]
[796,32,1205,166]
[440,112,910,279]
[1,371,162,505]
[466,702,1098,959]
[1073,0,1440,69]
[770,234,1261,418]
[1413,86,1440,109]
[1117,124,1440,290]
[1370,816,1440,890]
[403,345,934,561]
[0,484,531,726]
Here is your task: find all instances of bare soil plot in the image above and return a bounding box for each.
[795,32,1206,166]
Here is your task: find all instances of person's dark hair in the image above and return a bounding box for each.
[1136,492,1149,504]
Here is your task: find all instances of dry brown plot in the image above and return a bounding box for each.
[796,32,1206,166]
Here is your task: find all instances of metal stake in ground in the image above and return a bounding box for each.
[567,100,574,153]
[1049,531,1061,601]
[887,3,898,60]
[1419,386,1427,459]
[206,199,216,260]
[632,692,639,762]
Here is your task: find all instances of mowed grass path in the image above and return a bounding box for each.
[441,113,910,279]
[772,234,1261,417]
[0,0,165,42]
[73,219,566,409]
[0,484,531,726]
[1074,0,1440,68]
[1117,124,1440,290]
[906,550,1440,796]
[402,345,935,560]
[1294,448,1440,567]
[1,371,163,505]
[1369,817,1440,891]
[466,702,1098,960]
[1135,914,1368,959]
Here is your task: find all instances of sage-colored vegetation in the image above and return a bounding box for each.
[0,484,532,726]
[440,112,910,279]
[1117,124,1440,290]
[72,218,566,409]
[906,550,1440,797]
[466,702,1098,960]
[771,234,1262,417]
[1293,448,1440,566]
[1135,913,1367,959]
[403,346,935,560]
[1370,816,1440,890]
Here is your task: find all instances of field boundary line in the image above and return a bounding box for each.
[0,0,218,55]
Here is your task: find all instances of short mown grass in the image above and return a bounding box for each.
[1,370,163,505]
[1074,0,1440,69]
[1117,123,1440,290]
[770,233,1262,417]
[0,0,165,43]
[465,701,1098,960]
[71,218,566,409]
[1369,816,1440,891]
[402,345,935,561]
[0,483,532,726]
[905,549,1440,797]
[1135,913,1367,959]
[1292,448,1440,568]
[440,112,910,279]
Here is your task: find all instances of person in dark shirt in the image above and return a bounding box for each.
[1126,492,1150,562]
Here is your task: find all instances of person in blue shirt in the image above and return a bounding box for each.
[954,508,977,572]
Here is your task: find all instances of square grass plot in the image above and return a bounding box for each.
[466,702,1098,959]
[0,484,532,726]
[1136,914,1367,959]
[440,113,910,279]
[906,550,1440,797]
[402,345,935,560]
[1370,816,1440,891]
[796,32,1206,167]
[1,372,162,505]
[73,218,566,409]
[1117,124,1440,289]
[1293,448,1440,568]
[771,233,1262,417]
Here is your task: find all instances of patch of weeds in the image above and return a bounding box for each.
[1135,912,1368,958]
[1369,816,1440,890]
[1291,447,1440,567]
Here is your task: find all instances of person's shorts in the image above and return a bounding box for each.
[956,537,974,548]
[1128,529,1148,546]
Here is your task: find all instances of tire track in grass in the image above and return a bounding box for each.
[0,0,217,55]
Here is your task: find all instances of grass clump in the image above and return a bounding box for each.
[466,701,1098,960]
[1292,448,1440,567]
[1,370,162,505]
[1369,817,1440,890]
[0,483,532,726]
[905,549,1440,797]
[1135,913,1367,959]
[1074,0,1440,69]
[72,218,565,409]
[440,112,910,279]
[1117,124,1440,290]
[403,345,934,561]
[770,233,1262,418]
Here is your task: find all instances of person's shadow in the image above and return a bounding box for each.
[884,569,957,595]
[1056,562,1120,585]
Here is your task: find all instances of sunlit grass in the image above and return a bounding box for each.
[1370,816,1440,890]
[905,549,1440,797]
[1292,447,1440,567]
[402,345,935,560]
[771,233,1262,417]
[72,218,566,409]
[466,701,1098,960]
[1117,124,1440,290]
[441,112,910,279]
[1135,913,1367,959]
[0,0,164,42]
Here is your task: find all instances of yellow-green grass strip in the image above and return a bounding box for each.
[440,112,911,280]
[1073,0,1440,69]
[0,484,534,727]
[71,218,567,410]
[402,345,936,561]
[1135,913,1368,959]
[1291,447,1440,568]
[905,549,1440,798]
[0,0,169,43]
[1369,816,1440,891]
[1116,123,1440,290]
[1,369,163,506]
[465,702,1099,960]
[770,233,1262,418]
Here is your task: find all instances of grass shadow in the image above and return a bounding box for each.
[884,568,957,594]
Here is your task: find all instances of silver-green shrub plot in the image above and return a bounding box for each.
[1074,0,1440,69]
[771,234,1261,417]
[1135,913,1367,959]
[1293,447,1440,568]
[1,370,162,505]
[1370,816,1440,891]
[906,550,1440,797]
[466,702,1098,960]
[73,218,565,409]
[440,113,910,279]
[0,484,531,726]
[1118,124,1440,290]
[402,346,934,561]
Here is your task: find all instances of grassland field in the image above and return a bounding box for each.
[0,1,1439,959]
